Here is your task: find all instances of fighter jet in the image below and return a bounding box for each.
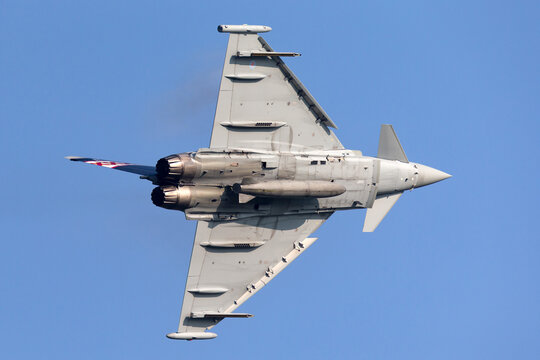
[67,24,451,340]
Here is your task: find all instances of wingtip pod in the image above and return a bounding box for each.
[217,24,271,33]
[166,332,217,341]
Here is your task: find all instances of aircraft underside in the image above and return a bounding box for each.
[67,24,450,340]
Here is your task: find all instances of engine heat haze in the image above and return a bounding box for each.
[67,24,451,341]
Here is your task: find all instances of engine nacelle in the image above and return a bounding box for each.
[151,185,225,211]
[155,153,202,183]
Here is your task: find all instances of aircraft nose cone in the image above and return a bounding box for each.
[415,164,451,188]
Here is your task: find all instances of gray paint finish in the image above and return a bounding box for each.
[177,213,330,334]
[67,24,451,341]
[377,124,409,163]
[209,30,343,152]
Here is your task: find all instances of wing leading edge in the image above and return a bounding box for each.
[209,25,344,152]
[168,212,332,340]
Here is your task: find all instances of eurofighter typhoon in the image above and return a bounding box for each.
[67,25,450,340]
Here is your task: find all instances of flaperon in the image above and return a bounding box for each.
[67,24,451,340]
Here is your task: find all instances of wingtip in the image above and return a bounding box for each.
[217,25,271,33]
[166,332,218,340]
[65,156,82,161]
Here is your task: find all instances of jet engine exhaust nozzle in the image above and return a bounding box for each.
[156,153,201,183]
[151,185,180,209]
[156,155,185,183]
[151,185,225,211]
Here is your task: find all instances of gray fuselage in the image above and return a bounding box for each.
[150,148,437,222]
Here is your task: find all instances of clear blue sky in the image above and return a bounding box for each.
[1,1,539,359]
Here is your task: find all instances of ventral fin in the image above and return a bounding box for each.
[238,193,256,203]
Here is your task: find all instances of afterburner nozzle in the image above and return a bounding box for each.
[414,164,451,188]
[151,185,180,209]
[155,153,201,184]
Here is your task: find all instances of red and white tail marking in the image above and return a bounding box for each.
[84,160,129,168]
